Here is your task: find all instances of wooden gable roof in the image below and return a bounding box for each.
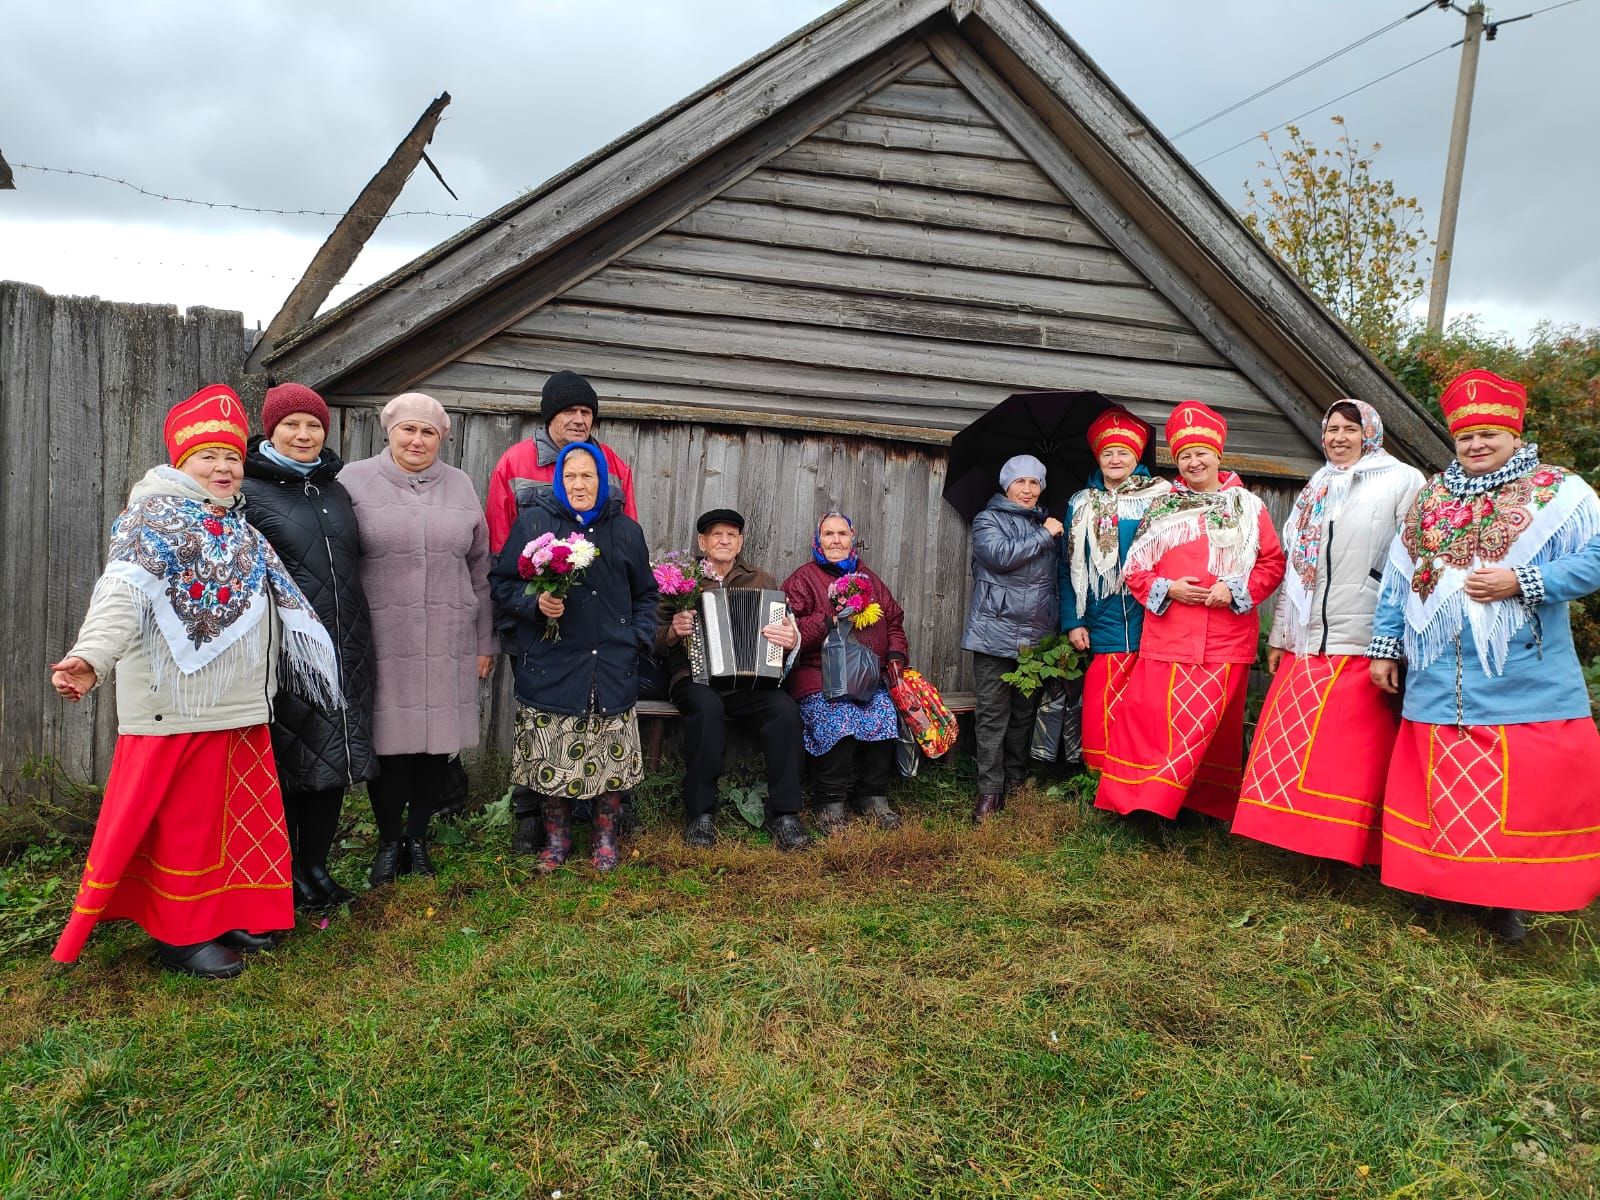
[263,0,1452,477]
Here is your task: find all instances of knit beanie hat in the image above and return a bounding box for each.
[541,370,599,425]
[380,392,450,438]
[261,382,331,436]
[999,454,1048,492]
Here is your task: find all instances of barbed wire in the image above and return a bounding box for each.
[15,163,506,224]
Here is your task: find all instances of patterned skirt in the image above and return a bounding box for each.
[54,725,293,963]
[1082,651,1139,773]
[512,705,644,800]
[797,687,899,757]
[1095,659,1248,821]
[1233,654,1399,866]
[1380,717,1600,911]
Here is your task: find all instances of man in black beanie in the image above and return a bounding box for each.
[484,369,640,854]
[484,369,638,554]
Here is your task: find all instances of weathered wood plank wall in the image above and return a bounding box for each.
[0,282,256,804]
[417,55,1324,477]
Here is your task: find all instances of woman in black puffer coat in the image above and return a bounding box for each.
[489,442,657,876]
[242,384,377,912]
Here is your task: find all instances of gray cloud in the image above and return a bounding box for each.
[5,0,1596,328]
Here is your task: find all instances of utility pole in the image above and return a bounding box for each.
[1426,2,1484,334]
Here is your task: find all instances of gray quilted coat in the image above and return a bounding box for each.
[962,494,1060,658]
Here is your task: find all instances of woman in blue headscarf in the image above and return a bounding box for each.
[489,442,657,874]
[782,511,911,836]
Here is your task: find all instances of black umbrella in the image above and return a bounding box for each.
[942,389,1157,523]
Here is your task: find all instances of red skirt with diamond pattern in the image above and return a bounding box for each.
[53,725,293,963]
[1232,654,1399,866]
[1094,658,1247,821]
[1380,718,1600,912]
[1081,651,1138,773]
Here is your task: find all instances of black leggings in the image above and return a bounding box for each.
[282,786,345,870]
[368,753,451,841]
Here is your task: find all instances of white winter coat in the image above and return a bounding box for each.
[1268,463,1425,656]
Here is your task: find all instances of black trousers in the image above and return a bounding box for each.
[810,736,893,802]
[971,651,1035,793]
[673,680,804,820]
[368,752,451,841]
[282,785,344,871]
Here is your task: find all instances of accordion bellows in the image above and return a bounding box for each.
[689,588,789,691]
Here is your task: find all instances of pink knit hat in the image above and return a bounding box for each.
[380,392,450,438]
[261,382,331,436]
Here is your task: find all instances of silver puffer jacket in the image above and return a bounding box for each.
[962,494,1060,658]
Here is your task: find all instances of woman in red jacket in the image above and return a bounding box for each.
[783,512,910,835]
[1096,402,1285,822]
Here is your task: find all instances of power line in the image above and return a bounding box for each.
[1173,2,1435,140]
[1194,40,1461,166]
[13,163,496,224]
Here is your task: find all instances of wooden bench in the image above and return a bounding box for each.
[638,692,977,770]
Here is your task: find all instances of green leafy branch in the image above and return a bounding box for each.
[1001,634,1085,699]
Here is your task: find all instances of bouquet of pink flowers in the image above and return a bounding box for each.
[518,531,600,640]
[651,550,710,614]
[828,571,883,629]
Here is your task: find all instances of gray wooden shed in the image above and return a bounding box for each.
[261,0,1449,695]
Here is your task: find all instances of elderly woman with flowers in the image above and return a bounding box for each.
[1367,369,1600,942]
[49,385,343,978]
[783,512,910,833]
[341,393,496,887]
[490,442,657,874]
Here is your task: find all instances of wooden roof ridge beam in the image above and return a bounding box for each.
[246,92,451,374]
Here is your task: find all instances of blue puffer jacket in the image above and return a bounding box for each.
[489,490,658,717]
[1058,467,1158,654]
[962,494,1060,658]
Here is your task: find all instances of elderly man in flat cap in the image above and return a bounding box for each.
[658,508,809,853]
[485,369,640,854]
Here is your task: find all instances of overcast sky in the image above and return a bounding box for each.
[4,0,1596,340]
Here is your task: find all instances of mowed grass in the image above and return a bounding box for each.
[1,765,1597,1199]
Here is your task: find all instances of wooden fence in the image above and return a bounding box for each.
[0,282,258,810]
[1,280,1298,819]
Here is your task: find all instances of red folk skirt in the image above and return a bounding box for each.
[53,725,293,963]
[1095,658,1248,821]
[1379,717,1600,912]
[1232,654,1399,866]
[1081,651,1138,773]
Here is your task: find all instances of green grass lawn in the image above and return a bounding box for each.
[1,762,1597,1199]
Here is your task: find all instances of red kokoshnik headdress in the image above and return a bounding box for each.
[164,384,248,466]
[1087,407,1150,459]
[1164,401,1227,458]
[1439,369,1527,437]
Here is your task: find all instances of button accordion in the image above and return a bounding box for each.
[687,588,789,691]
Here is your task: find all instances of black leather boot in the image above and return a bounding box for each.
[306,864,354,908]
[154,939,244,979]
[1483,906,1528,944]
[812,795,851,836]
[369,841,405,888]
[216,929,277,954]
[973,792,1003,824]
[291,862,327,911]
[404,836,436,878]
